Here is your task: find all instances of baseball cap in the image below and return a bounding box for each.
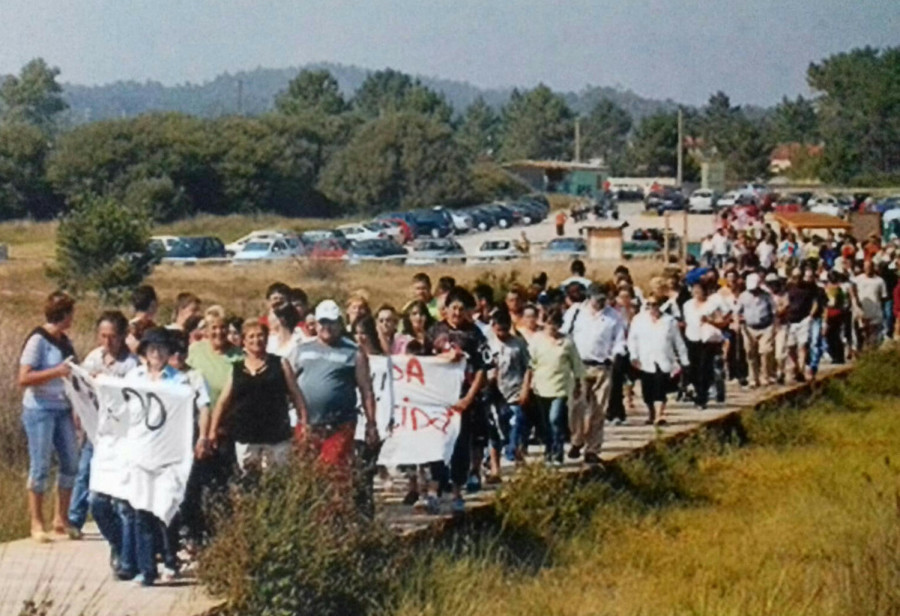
[764,272,779,284]
[745,273,760,291]
[314,299,341,322]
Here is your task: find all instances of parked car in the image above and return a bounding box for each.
[773,194,804,214]
[506,200,543,225]
[161,236,227,263]
[434,207,472,233]
[409,210,453,238]
[369,219,408,244]
[406,238,467,265]
[347,239,408,264]
[150,235,181,254]
[308,237,351,260]
[472,239,522,262]
[301,229,346,244]
[612,184,645,201]
[540,237,587,261]
[688,189,718,213]
[232,238,296,263]
[522,194,551,217]
[874,195,900,214]
[645,187,686,215]
[374,212,420,237]
[336,223,385,242]
[225,229,294,257]
[716,190,741,209]
[480,204,518,229]
[463,206,495,232]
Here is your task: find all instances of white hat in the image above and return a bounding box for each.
[314,299,341,322]
[746,273,760,291]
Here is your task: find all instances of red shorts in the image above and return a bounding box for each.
[296,422,356,469]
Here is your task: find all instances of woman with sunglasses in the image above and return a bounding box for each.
[627,293,689,425]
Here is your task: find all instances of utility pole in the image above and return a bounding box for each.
[676,107,683,187]
[237,79,244,115]
[574,117,581,162]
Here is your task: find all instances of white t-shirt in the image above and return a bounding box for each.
[756,242,775,269]
[683,297,726,343]
[852,274,887,323]
[712,233,729,256]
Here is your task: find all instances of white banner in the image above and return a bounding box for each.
[65,364,195,525]
[375,355,465,466]
[355,354,395,442]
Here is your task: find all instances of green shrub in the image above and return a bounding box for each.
[48,195,154,300]
[845,347,900,397]
[198,455,405,616]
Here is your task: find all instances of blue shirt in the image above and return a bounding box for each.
[20,332,72,410]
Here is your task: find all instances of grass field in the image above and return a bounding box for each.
[385,387,900,616]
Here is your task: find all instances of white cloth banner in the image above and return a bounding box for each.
[65,364,195,524]
[375,355,465,466]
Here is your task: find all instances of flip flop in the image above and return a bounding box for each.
[31,530,51,543]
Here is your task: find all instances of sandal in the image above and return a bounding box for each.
[31,530,51,543]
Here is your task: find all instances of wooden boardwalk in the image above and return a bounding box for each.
[0,365,849,616]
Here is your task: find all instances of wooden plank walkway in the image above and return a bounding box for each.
[0,364,849,616]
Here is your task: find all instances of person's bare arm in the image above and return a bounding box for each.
[453,370,485,414]
[355,352,378,445]
[281,360,309,427]
[18,362,70,388]
[194,403,211,459]
[207,375,234,449]
[518,369,533,407]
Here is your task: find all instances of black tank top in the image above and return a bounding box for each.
[229,354,292,444]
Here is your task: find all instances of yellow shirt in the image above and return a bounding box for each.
[528,333,585,398]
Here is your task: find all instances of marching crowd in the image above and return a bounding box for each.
[17,217,897,585]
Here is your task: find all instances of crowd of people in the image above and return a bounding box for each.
[17,220,897,584]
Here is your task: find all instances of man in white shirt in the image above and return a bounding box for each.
[559,259,593,291]
[712,229,730,268]
[756,238,775,270]
[852,259,888,349]
[628,294,689,425]
[562,284,626,464]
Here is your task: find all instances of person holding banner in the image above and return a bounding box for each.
[428,287,491,512]
[208,321,308,473]
[18,291,79,543]
[68,311,139,541]
[121,327,192,586]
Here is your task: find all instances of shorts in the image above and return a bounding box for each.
[235,440,291,472]
[487,401,513,450]
[786,317,811,348]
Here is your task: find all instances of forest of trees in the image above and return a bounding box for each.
[1,46,899,225]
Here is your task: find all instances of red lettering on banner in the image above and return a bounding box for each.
[392,363,404,381]
[405,357,425,386]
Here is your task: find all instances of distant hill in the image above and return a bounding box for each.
[59,62,682,126]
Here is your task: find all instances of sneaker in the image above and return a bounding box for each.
[65,526,84,540]
[465,473,481,494]
[567,445,582,460]
[402,490,419,506]
[450,497,466,515]
[133,574,154,587]
[484,474,502,485]
[583,452,602,465]
[613,418,626,426]
[776,374,786,385]
[160,567,179,583]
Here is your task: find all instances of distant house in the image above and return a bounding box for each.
[503,160,608,197]
[770,143,824,174]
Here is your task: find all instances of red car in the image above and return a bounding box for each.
[381,218,414,244]
[308,238,351,260]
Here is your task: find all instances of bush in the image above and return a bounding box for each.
[198,455,405,616]
[48,195,154,299]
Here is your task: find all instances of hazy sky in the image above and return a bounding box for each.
[1,0,897,106]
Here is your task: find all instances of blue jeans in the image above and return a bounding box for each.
[68,439,93,529]
[506,404,527,460]
[535,396,567,462]
[884,301,894,340]
[21,406,79,493]
[118,502,158,581]
[90,492,123,561]
[809,318,824,374]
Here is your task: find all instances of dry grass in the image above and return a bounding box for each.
[388,400,900,616]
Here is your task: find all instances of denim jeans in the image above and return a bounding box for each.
[535,396,567,462]
[90,492,123,561]
[808,318,824,374]
[118,501,158,581]
[21,406,79,493]
[68,440,93,529]
[505,404,527,460]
